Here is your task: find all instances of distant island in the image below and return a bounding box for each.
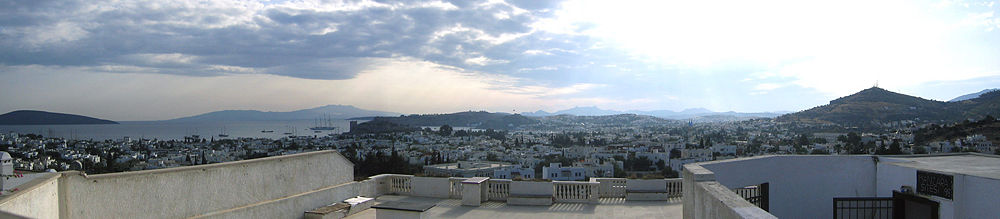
[0,110,118,125]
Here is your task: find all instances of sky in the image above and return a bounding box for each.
[2,0,1000,121]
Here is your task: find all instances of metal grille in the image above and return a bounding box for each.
[833,197,893,219]
[733,182,769,212]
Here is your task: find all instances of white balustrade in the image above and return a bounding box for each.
[449,177,467,198]
[487,179,511,201]
[553,181,599,203]
[592,178,627,198]
[665,178,683,198]
[386,175,413,195]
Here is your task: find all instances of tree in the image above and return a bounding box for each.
[438,125,453,136]
[669,148,681,159]
[613,163,627,178]
[810,148,830,154]
[662,168,679,178]
[887,140,903,155]
[796,134,811,146]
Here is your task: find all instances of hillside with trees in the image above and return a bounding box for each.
[778,87,1000,129]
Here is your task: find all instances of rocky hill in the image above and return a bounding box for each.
[778,87,1000,127]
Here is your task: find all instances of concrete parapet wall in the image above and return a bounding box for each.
[690,182,774,219]
[510,181,552,195]
[0,173,60,219]
[411,177,450,198]
[58,150,354,219]
[626,179,667,191]
[684,161,777,219]
[191,181,359,219]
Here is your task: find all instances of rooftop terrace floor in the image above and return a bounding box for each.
[345,195,682,219]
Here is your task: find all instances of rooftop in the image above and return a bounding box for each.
[345,195,682,219]
[887,154,1000,180]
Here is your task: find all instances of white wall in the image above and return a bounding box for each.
[700,156,877,219]
[958,175,1000,219]
[510,181,552,195]
[58,150,354,219]
[410,177,450,198]
[0,173,60,219]
[192,182,360,219]
[878,159,1000,219]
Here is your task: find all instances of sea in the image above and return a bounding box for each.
[0,120,363,141]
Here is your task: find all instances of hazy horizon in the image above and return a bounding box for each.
[3,0,1000,120]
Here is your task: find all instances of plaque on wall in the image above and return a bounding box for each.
[916,170,953,199]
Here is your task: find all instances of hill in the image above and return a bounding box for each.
[522,106,784,119]
[778,87,1000,128]
[348,119,420,134]
[913,116,1000,146]
[165,105,399,122]
[371,111,539,130]
[0,110,118,125]
[950,88,999,102]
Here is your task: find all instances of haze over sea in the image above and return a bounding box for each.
[0,120,359,141]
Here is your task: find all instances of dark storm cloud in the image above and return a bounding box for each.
[0,0,631,81]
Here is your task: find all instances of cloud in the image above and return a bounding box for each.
[2,0,1000,116]
[0,59,630,120]
[0,0,563,80]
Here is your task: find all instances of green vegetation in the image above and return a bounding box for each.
[914,115,999,145]
[778,87,1000,130]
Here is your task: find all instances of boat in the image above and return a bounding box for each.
[218,127,229,137]
[261,130,274,133]
[309,115,337,131]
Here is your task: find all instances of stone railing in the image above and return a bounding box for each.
[449,177,467,198]
[362,175,682,206]
[486,179,511,201]
[553,181,599,203]
[385,175,413,195]
[665,178,683,198]
[591,178,626,198]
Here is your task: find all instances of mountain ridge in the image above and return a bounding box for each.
[950,88,999,102]
[778,87,1000,128]
[164,105,400,122]
[522,106,785,119]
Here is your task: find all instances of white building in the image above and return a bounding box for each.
[423,161,516,177]
[493,167,535,179]
[541,163,586,181]
[684,154,1000,219]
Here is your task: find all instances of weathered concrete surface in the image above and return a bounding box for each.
[59,150,354,219]
[346,195,683,219]
[411,177,450,198]
[691,182,775,219]
[0,173,60,219]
